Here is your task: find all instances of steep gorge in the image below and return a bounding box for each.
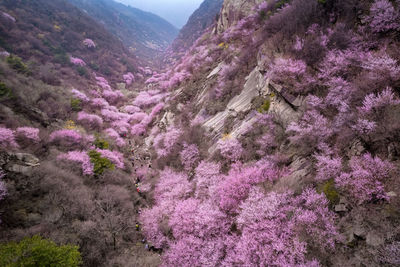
[1,0,400,266]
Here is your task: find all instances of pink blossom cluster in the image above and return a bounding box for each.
[216,137,243,161]
[224,188,338,266]
[0,51,10,57]
[91,98,109,108]
[70,56,86,66]
[83,38,96,48]
[16,127,40,143]
[57,151,94,175]
[0,127,18,149]
[360,87,400,113]
[49,129,82,146]
[77,111,103,129]
[71,88,90,102]
[102,89,124,103]
[96,149,124,169]
[336,153,394,203]
[180,143,200,171]
[132,91,168,108]
[95,75,112,90]
[104,128,125,147]
[124,105,141,114]
[363,0,400,33]
[123,72,134,85]
[111,120,130,135]
[153,126,183,157]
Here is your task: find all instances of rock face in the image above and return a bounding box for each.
[202,65,301,141]
[216,0,264,33]
[171,0,224,53]
[1,152,40,175]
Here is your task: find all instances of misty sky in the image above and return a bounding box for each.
[115,0,204,29]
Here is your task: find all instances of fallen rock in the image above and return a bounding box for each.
[366,232,384,247]
[335,204,348,212]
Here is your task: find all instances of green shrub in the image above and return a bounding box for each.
[53,47,69,65]
[6,55,29,74]
[0,82,12,98]
[70,98,82,111]
[320,179,340,206]
[0,235,82,267]
[89,150,114,176]
[94,137,110,149]
[76,66,87,77]
[257,98,271,113]
[88,61,100,71]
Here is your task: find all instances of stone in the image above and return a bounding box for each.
[387,191,397,197]
[335,204,348,212]
[207,62,224,78]
[352,225,366,238]
[366,232,384,247]
[12,153,40,166]
[6,164,33,174]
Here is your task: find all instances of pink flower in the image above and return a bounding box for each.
[83,38,96,48]
[70,57,86,66]
[16,127,40,143]
[57,151,94,175]
[0,127,18,149]
[96,149,124,169]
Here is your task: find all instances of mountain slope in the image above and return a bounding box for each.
[67,0,178,61]
[171,0,224,53]
[0,0,138,86]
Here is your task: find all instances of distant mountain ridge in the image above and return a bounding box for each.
[67,0,178,61]
[171,0,223,53]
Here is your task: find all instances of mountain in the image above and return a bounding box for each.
[1,0,400,266]
[171,0,224,53]
[66,0,179,61]
[0,0,138,86]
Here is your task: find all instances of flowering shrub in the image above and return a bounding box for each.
[286,110,332,147]
[0,127,18,149]
[124,105,141,114]
[49,129,82,146]
[15,127,40,143]
[57,151,94,175]
[70,57,86,66]
[153,126,183,157]
[359,87,400,114]
[95,75,111,90]
[77,112,103,129]
[71,89,90,103]
[95,149,124,169]
[180,143,200,171]
[266,57,312,93]
[314,154,342,182]
[216,136,243,161]
[91,98,109,108]
[336,153,394,203]
[123,72,134,86]
[83,38,96,48]
[363,0,400,33]
[132,91,168,108]
[193,161,222,200]
[224,188,338,266]
[104,128,125,147]
[111,120,130,135]
[102,90,124,104]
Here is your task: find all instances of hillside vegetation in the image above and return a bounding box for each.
[1,0,400,266]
